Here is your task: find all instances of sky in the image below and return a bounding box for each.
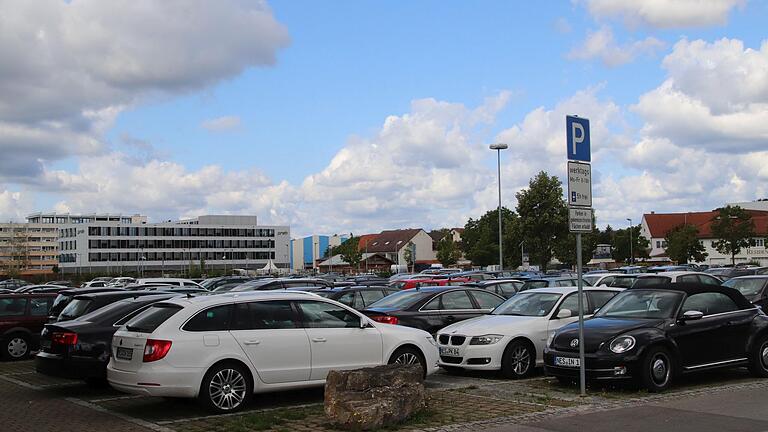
[1,0,767,237]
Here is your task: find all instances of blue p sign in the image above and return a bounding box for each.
[566,115,590,162]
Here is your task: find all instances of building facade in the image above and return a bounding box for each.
[289,234,347,271]
[58,215,290,274]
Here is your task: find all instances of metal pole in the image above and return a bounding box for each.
[497,149,503,270]
[577,233,586,397]
[627,218,633,265]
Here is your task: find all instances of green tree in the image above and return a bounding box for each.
[665,224,708,264]
[436,234,462,266]
[612,225,649,263]
[461,207,519,268]
[711,205,756,265]
[403,242,416,272]
[338,235,363,271]
[553,215,598,267]
[515,171,568,270]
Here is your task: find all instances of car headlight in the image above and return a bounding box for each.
[609,335,636,354]
[426,335,437,347]
[469,335,504,345]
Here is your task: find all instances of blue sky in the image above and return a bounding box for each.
[1,0,767,236]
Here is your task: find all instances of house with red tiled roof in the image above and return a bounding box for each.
[362,228,438,268]
[640,209,768,266]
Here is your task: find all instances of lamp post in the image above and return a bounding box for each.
[140,255,146,278]
[222,255,227,275]
[489,143,509,270]
[626,218,633,265]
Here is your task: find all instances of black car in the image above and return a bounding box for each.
[36,293,177,381]
[0,279,29,290]
[723,276,768,309]
[312,286,399,310]
[15,285,70,294]
[199,276,253,291]
[48,287,126,322]
[56,291,167,322]
[361,287,506,334]
[544,283,768,391]
[229,278,334,292]
[462,279,523,298]
[705,267,759,281]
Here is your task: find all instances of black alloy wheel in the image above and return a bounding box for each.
[500,341,534,379]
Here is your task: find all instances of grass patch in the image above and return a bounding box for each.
[378,408,440,431]
[213,405,323,432]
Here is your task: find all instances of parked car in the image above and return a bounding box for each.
[520,277,593,291]
[0,293,57,359]
[312,286,400,310]
[48,287,126,322]
[81,280,108,288]
[362,287,506,334]
[56,291,167,322]
[647,265,693,273]
[229,278,333,292]
[631,271,722,288]
[607,274,647,288]
[444,271,495,281]
[389,277,469,290]
[583,273,624,287]
[437,287,622,378]
[107,277,136,287]
[722,275,768,309]
[107,291,439,413]
[199,276,253,292]
[461,280,524,298]
[0,279,29,291]
[705,267,759,281]
[36,293,178,382]
[15,284,70,294]
[135,278,202,288]
[544,283,768,391]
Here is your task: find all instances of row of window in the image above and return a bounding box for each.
[61,240,76,251]
[656,238,767,249]
[58,251,277,263]
[30,217,131,224]
[83,239,275,250]
[60,227,277,238]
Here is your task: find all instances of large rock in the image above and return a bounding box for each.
[325,364,426,430]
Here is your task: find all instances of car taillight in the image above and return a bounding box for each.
[143,339,172,362]
[371,315,399,325]
[52,332,78,346]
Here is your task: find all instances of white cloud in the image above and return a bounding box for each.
[568,26,665,67]
[201,116,242,132]
[585,0,744,28]
[0,188,34,222]
[0,0,288,182]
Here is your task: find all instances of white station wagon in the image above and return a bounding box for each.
[107,291,439,412]
[437,286,623,378]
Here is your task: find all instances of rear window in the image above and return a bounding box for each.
[633,276,671,288]
[521,280,549,290]
[367,290,430,309]
[59,298,93,319]
[50,294,72,315]
[125,303,183,333]
[610,277,637,288]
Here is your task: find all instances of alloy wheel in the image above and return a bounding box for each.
[394,352,419,365]
[7,337,27,358]
[208,368,247,411]
[510,346,531,376]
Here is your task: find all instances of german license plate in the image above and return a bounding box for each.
[439,347,460,356]
[554,356,580,367]
[116,347,133,360]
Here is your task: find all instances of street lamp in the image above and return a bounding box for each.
[626,218,633,265]
[222,255,227,275]
[489,143,509,270]
[140,255,146,278]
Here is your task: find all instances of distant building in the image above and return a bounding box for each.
[364,229,437,268]
[640,209,768,266]
[316,253,395,274]
[58,215,289,274]
[289,234,347,271]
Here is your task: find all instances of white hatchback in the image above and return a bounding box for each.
[437,286,623,378]
[107,291,439,412]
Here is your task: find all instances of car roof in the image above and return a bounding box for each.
[630,282,753,308]
[637,271,707,278]
[729,275,768,280]
[521,286,623,295]
[157,290,322,308]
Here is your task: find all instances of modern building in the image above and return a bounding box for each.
[640,209,768,266]
[58,215,290,275]
[289,234,347,271]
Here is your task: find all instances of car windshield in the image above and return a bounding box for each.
[610,277,637,288]
[595,290,683,319]
[492,292,562,317]
[583,275,601,285]
[723,278,766,297]
[366,290,429,309]
[59,298,93,319]
[633,276,671,288]
[521,280,549,291]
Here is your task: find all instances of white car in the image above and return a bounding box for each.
[107,291,439,413]
[436,286,623,378]
[633,271,722,287]
[583,273,624,287]
[135,278,202,288]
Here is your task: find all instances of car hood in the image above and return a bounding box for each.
[551,317,665,353]
[439,314,539,336]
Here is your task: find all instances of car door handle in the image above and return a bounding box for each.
[243,340,261,345]
[445,315,456,321]
[311,337,327,343]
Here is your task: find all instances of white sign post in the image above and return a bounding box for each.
[566,115,592,397]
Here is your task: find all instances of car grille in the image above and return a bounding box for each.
[439,334,450,345]
[450,336,466,345]
[440,356,462,364]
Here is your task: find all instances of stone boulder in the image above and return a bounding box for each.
[325,364,426,430]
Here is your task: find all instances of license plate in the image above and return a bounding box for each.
[116,347,133,360]
[554,356,580,367]
[439,347,460,356]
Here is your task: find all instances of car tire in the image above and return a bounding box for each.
[640,346,673,392]
[3,334,30,360]
[198,362,252,413]
[748,335,768,378]
[500,340,534,379]
[388,346,427,377]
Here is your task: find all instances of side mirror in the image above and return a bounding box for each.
[680,310,704,321]
[556,309,573,319]
[360,318,373,329]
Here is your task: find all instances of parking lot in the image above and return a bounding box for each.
[2,358,768,432]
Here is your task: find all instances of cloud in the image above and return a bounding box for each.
[0,188,34,222]
[0,0,288,182]
[585,0,744,28]
[568,26,666,67]
[201,116,242,132]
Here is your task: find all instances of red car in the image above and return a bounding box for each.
[1,293,57,360]
[391,277,471,290]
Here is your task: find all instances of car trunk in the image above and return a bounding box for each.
[110,330,149,372]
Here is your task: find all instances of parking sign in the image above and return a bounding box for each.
[566,116,590,162]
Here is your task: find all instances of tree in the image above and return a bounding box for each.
[665,224,708,264]
[461,207,519,268]
[403,242,415,273]
[436,234,462,266]
[612,225,649,263]
[711,205,756,265]
[1,223,29,278]
[338,235,363,272]
[553,215,598,267]
[516,171,568,270]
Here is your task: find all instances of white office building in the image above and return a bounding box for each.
[58,215,290,274]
